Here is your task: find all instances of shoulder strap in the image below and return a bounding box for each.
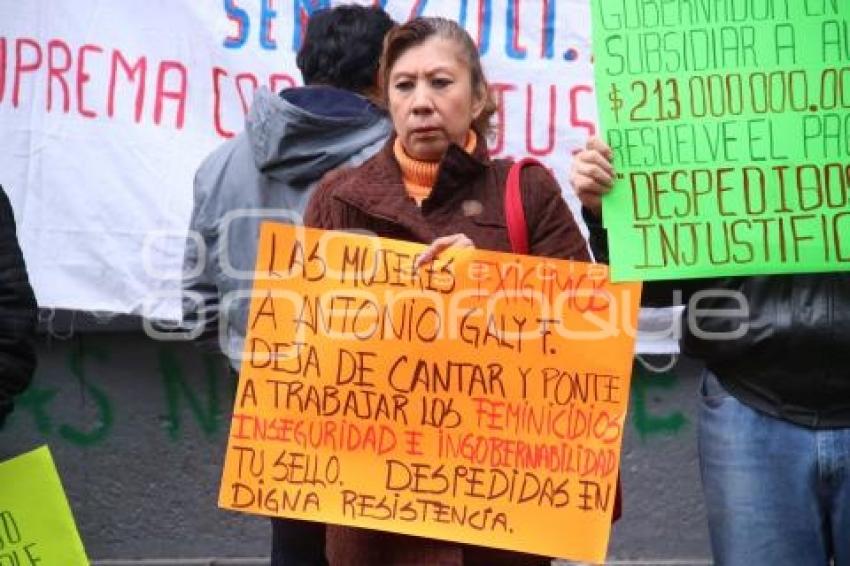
[505,158,624,523]
[504,157,541,255]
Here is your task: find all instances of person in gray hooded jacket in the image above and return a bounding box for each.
[182,5,394,565]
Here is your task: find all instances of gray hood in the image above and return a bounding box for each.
[185,85,392,370]
[246,86,392,188]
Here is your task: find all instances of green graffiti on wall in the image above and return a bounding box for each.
[6,339,690,446]
[61,343,113,446]
[160,347,230,440]
[15,341,113,447]
[630,364,688,440]
[7,339,233,447]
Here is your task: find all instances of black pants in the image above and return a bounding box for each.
[271,518,327,566]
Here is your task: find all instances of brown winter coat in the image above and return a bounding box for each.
[305,136,590,262]
[303,136,590,566]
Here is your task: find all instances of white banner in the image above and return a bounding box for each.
[0,0,599,321]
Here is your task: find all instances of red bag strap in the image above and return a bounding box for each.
[504,157,541,255]
[506,157,624,523]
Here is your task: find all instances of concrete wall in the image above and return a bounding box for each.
[0,332,711,564]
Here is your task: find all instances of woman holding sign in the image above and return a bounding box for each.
[306,16,589,264]
[305,16,591,566]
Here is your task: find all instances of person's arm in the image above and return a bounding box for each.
[581,206,609,264]
[570,138,705,305]
[0,186,37,426]
[570,137,615,264]
[182,170,221,349]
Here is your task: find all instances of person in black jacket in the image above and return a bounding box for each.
[571,137,850,566]
[0,185,37,428]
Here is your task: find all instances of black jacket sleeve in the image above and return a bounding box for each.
[582,206,610,265]
[0,186,37,425]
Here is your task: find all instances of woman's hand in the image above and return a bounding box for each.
[570,136,615,217]
[415,233,475,268]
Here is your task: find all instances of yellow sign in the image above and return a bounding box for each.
[0,446,89,565]
[219,223,641,563]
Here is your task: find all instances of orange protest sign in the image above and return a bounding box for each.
[219,223,641,563]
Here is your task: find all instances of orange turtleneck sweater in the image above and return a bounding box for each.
[394,131,477,206]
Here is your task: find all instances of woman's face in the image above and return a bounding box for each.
[387,36,485,162]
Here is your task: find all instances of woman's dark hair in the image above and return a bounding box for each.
[379,17,497,135]
[297,5,395,93]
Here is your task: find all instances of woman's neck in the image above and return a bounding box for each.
[395,131,477,206]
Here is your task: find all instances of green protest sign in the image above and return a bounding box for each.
[0,446,89,565]
[591,0,850,281]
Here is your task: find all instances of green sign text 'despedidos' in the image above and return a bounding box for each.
[591,0,850,281]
